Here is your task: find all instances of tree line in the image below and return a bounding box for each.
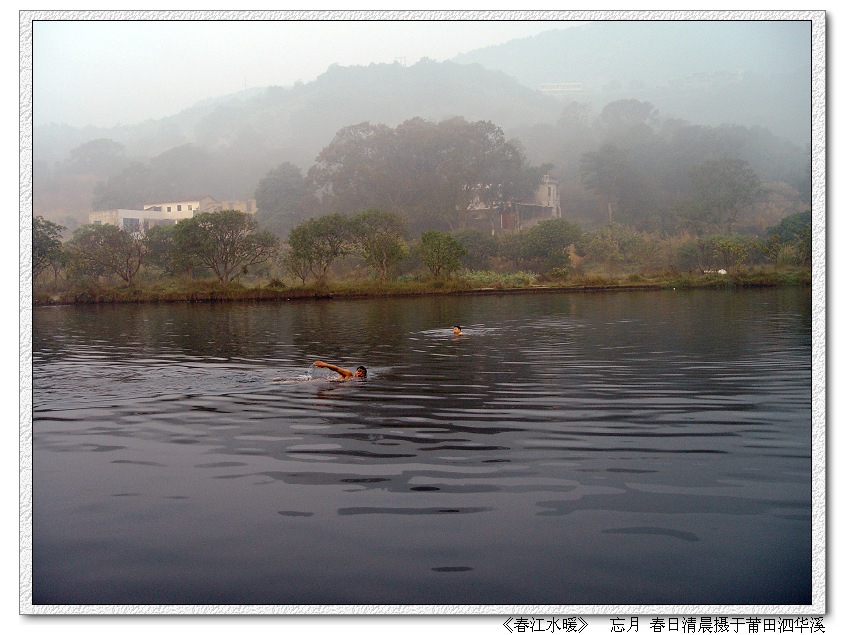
[253,116,550,238]
[32,106,812,296]
[33,206,810,295]
[252,105,809,240]
[64,100,809,242]
[34,210,277,287]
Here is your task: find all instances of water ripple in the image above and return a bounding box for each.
[31,289,813,605]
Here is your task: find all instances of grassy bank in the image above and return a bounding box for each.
[32,266,811,307]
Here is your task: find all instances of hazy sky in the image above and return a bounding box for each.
[30,15,576,129]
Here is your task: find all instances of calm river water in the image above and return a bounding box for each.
[31,287,813,607]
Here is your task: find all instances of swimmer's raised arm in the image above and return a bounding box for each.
[314,360,353,378]
[314,360,367,379]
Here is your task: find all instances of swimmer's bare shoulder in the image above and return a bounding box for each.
[314,360,367,379]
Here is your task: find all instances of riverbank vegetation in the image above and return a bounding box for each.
[33,105,813,306]
[33,208,811,306]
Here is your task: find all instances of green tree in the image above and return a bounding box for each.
[596,99,659,135]
[285,213,354,285]
[795,222,812,266]
[766,210,811,242]
[579,227,625,269]
[674,239,707,272]
[580,144,632,224]
[418,230,467,278]
[176,210,279,284]
[498,231,530,269]
[351,209,409,281]
[309,117,543,232]
[66,223,146,285]
[577,224,659,272]
[308,122,398,214]
[681,157,763,234]
[758,234,786,265]
[452,229,499,270]
[764,210,811,266]
[710,235,754,271]
[280,248,312,286]
[33,216,65,279]
[144,223,201,277]
[255,162,317,238]
[522,218,582,271]
[435,118,535,230]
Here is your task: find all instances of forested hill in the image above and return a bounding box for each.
[34,60,562,169]
[453,20,811,148]
[33,60,567,223]
[33,20,812,227]
[35,19,812,167]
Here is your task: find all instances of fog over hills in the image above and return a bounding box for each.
[34,60,563,168]
[453,20,811,147]
[32,20,812,226]
[455,21,809,85]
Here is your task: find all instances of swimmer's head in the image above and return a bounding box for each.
[453,325,463,335]
[355,366,367,378]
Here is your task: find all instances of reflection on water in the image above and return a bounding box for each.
[31,288,813,606]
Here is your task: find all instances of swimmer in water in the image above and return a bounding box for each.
[313,360,367,379]
[453,325,464,336]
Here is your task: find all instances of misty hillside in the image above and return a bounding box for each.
[33,20,813,227]
[35,20,812,165]
[34,60,562,169]
[456,21,810,86]
[454,20,811,147]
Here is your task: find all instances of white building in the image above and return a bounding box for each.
[143,195,256,217]
[466,174,562,233]
[142,197,211,220]
[88,208,177,233]
[538,82,584,97]
[513,174,561,229]
[88,196,258,230]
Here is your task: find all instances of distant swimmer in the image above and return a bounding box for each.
[313,360,367,380]
[453,325,464,336]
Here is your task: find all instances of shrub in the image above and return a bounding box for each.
[546,267,569,280]
[457,269,538,288]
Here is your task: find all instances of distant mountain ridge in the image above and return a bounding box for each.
[32,20,812,224]
[34,20,811,164]
[453,21,810,88]
[452,20,811,146]
[34,59,562,168]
